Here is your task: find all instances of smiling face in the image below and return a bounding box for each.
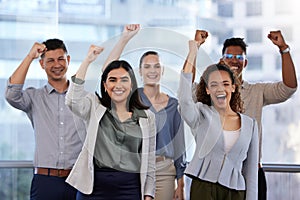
[139,54,163,85]
[206,70,236,111]
[39,49,70,82]
[222,46,247,79]
[104,67,132,106]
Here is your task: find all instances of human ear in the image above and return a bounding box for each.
[206,87,210,95]
[39,59,45,70]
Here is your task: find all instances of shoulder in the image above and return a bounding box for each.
[144,109,155,119]
[240,113,257,130]
[167,95,179,105]
[244,80,280,89]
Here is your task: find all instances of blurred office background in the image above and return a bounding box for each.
[1,0,300,199]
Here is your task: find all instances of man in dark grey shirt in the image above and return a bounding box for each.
[5,39,85,200]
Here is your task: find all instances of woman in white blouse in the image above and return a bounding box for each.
[178,39,258,200]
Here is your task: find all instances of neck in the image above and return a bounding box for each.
[48,78,68,93]
[143,84,161,99]
[237,75,244,86]
[114,102,129,113]
[113,103,131,122]
[215,105,235,117]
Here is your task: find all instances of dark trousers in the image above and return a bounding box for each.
[258,167,267,200]
[77,168,141,200]
[30,174,77,200]
[190,178,245,200]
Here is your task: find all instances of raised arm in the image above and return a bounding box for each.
[102,24,140,72]
[182,30,208,82]
[268,30,297,88]
[10,42,47,84]
[76,45,104,80]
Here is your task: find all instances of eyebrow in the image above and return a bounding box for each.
[209,80,231,84]
[107,76,130,80]
[45,56,66,60]
[143,63,160,67]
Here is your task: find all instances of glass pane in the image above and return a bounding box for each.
[0,168,32,199]
[0,0,300,168]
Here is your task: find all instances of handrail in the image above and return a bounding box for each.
[0,160,33,168]
[1,161,300,173]
[262,163,300,173]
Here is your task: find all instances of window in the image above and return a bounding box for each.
[247,55,263,70]
[1,0,300,199]
[246,28,262,43]
[218,2,233,17]
[246,1,262,16]
[218,30,233,45]
[275,0,292,14]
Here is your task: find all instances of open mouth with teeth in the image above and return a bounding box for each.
[113,90,125,95]
[147,74,158,79]
[52,68,64,75]
[216,94,226,104]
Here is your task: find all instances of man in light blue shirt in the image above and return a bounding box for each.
[5,39,85,200]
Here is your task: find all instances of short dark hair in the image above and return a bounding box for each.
[222,37,248,55]
[139,51,159,68]
[41,38,68,58]
[96,60,149,111]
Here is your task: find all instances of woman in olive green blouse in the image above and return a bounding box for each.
[65,45,156,200]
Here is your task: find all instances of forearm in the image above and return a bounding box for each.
[182,48,197,75]
[102,37,130,72]
[177,177,184,188]
[75,59,92,80]
[10,55,33,84]
[281,52,297,88]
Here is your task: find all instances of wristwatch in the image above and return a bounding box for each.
[280,46,290,54]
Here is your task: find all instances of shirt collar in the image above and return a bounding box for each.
[45,81,69,94]
[240,80,249,90]
[108,108,147,122]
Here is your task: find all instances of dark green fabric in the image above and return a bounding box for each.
[94,109,145,172]
[190,178,246,200]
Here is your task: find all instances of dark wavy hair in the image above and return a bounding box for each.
[41,38,68,58]
[96,60,149,112]
[195,61,244,113]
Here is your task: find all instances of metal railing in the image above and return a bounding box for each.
[1,160,300,173]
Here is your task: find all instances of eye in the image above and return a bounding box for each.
[46,59,54,63]
[236,55,245,61]
[107,78,116,82]
[223,54,233,59]
[121,78,129,82]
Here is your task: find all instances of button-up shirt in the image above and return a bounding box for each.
[5,80,86,169]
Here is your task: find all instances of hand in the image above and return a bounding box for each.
[28,42,47,59]
[267,30,288,51]
[122,24,140,41]
[173,186,184,200]
[144,195,153,200]
[85,45,104,63]
[195,30,208,48]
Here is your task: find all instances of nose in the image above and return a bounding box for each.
[216,84,225,91]
[53,59,62,67]
[114,80,123,88]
